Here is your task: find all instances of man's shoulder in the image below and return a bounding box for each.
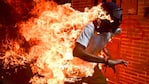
[84,22,95,32]
[85,22,94,28]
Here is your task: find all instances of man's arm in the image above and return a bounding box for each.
[103,47,111,59]
[102,47,128,73]
[73,42,106,63]
[73,42,128,66]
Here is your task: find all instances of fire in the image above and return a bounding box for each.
[1,0,112,84]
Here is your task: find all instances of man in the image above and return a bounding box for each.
[72,2,127,84]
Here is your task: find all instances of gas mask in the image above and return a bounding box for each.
[95,2,122,34]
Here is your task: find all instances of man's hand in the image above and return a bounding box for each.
[108,59,128,66]
[106,59,128,73]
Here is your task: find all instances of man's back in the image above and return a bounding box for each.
[77,22,112,55]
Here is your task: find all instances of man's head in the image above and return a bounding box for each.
[95,2,122,35]
[101,2,122,22]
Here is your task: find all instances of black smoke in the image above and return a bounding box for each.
[0,0,35,84]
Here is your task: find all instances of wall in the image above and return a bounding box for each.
[117,0,149,83]
[72,0,94,11]
[72,0,149,84]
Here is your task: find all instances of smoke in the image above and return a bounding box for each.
[0,0,36,84]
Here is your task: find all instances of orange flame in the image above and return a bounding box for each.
[1,0,112,84]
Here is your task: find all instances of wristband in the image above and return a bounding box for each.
[104,58,109,65]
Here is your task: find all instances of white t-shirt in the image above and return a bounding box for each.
[77,22,95,47]
[77,22,112,54]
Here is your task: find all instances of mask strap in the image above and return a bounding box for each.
[113,8,122,22]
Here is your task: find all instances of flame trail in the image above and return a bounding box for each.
[1,0,111,84]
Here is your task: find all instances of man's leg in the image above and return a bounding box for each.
[64,80,82,84]
[82,64,108,84]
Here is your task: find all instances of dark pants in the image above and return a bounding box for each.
[65,64,107,84]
